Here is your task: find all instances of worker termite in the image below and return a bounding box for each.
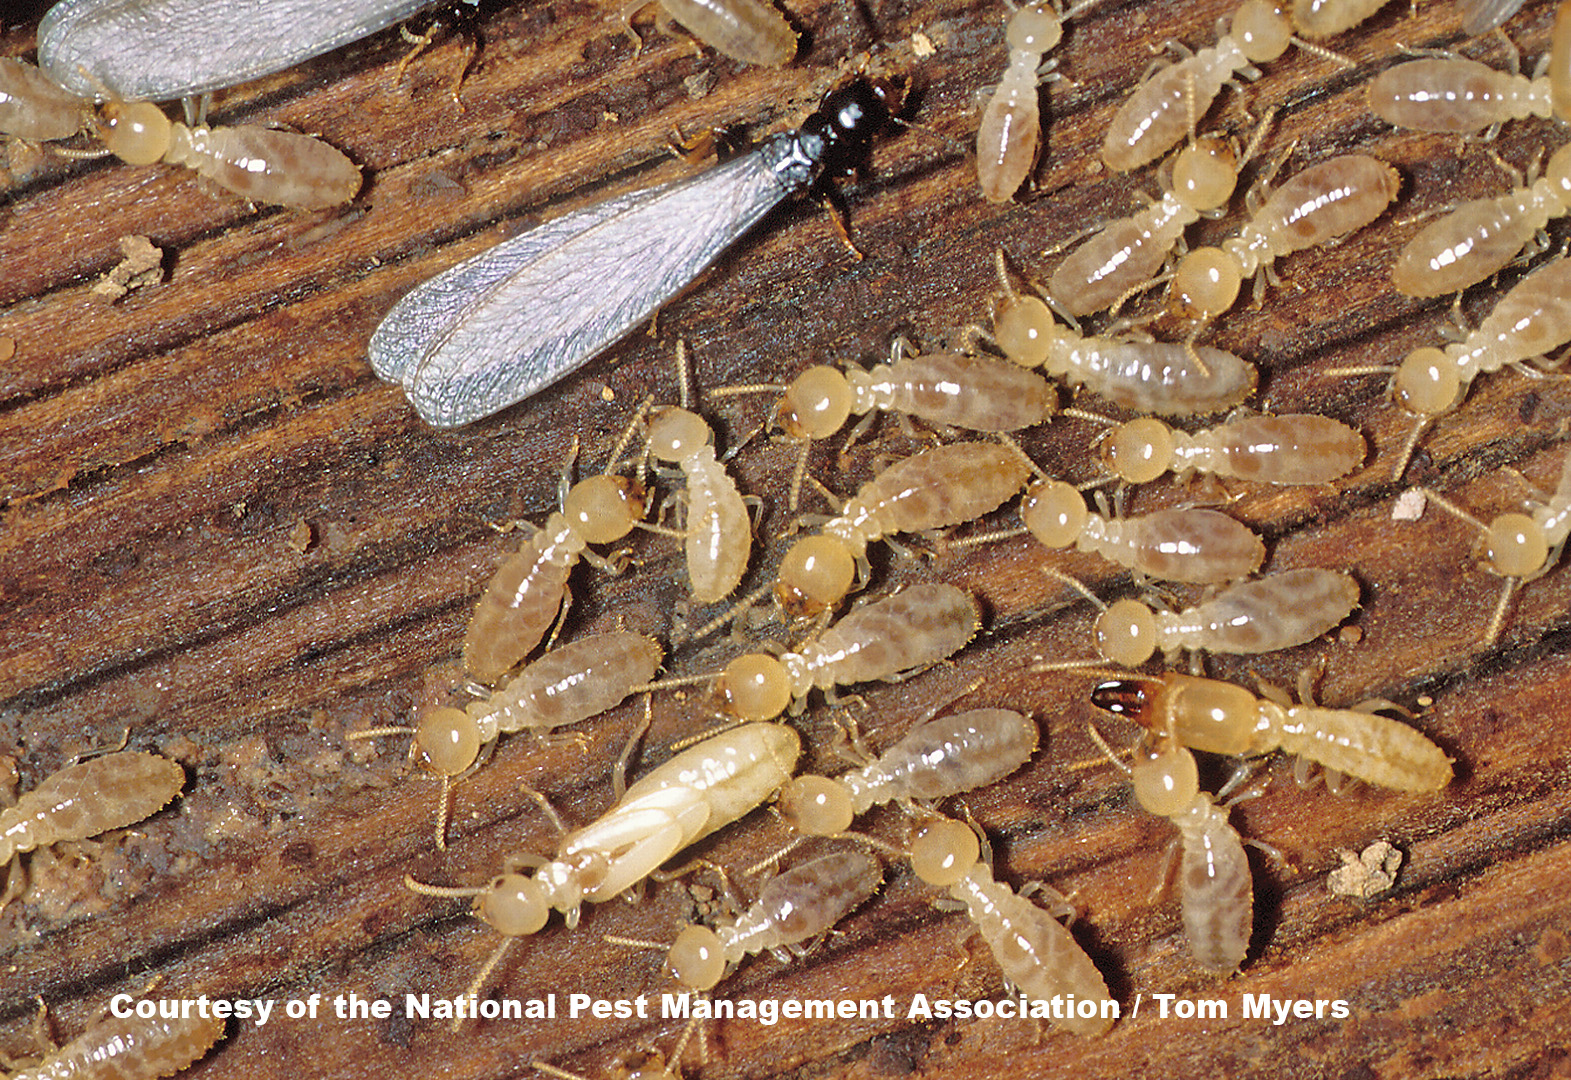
[647,403,753,605]
[1019,479,1266,583]
[776,709,1040,836]
[1088,412,1366,485]
[1086,725,1256,974]
[404,723,800,1008]
[369,77,903,429]
[774,442,1033,618]
[1100,0,1293,172]
[1046,567,1360,667]
[1,751,186,907]
[1050,134,1247,318]
[1091,672,1454,791]
[909,817,1116,1035]
[464,410,651,684]
[4,1008,225,1080]
[1366,56,1564,135]
[1290,0,1392,38]
[1392,143,1571,298]
[993,255,1258,416]
[713,583,981,722]
[977,0,1064,202]
[1168,154,1401,322]
[627,850,883,991]
[1415,447,1571,645]
[0,58,82,141]
[637,0,799,67]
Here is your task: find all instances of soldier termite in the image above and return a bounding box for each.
[977,0,1064,202]
[1392,143,1571,298]
[1,751,185,908]
[404,723,800,1010]
[712,583,981,722]
[1091,672,1454,791]
[369,77,904,429]
[37,0,443,101]
[774,442,1034,618]
[0,58,81,141]
[776,709,1040,836]
[1017,479,1266,583]
[1100,0,1294,172]
[4,1008,225,1080]
[1088,412,1366,485]
[1168,154,1401,322]
[1415,446,1571,645]
[1043,567,1360,667]
[1086,725,1257,975]
[635,0,799,67]
[615,850,883,991]
[908,817,1116,1035]
[992,254,1258,416]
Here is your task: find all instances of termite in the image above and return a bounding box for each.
[647,404,752,605]
[908,817,1115,1035]
[1416,447,1571,645]
[713,584,981,722]
[1048,567,1360,667]
[635,0,798,67]
[994,254,1258,416]
[1019,479,1266,583]
[464,412,651,684]
[1366,55,1567,135]
[1,751,186,907]
[1101,0,1293,172]
[775,442,1033,618]
[1086,725,1256,974]
[405,722,800,1006]
[1091,672,1454,791]
[92,96,360,209]
[1050,135,1245,318]
[654,850,883,991]
[1392,143,1571,298]
[776,709,1040,836]
[1169,154,1401,322]
[1090,412,1366,485]
[38,0,440,101]
[977,0,1063,202]
[5,1009,225,1080]
[1290,0,1392,38]
[0,58,82,141]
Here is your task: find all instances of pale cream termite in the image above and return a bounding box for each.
[909,817,1116,1035]
[776,709,1041,835]
[1366,54,1568,135]
[660,850,883,990]
[977,0,1063,202]
[1050,136,1244,317]
[465,420,651,684]
[1290,0,1391,38]
[1059,568,1360,666]
[774,443,1033,618]
[405,723,800,1005]
[1169,154,1401,321]
[93,97,360,209]
[1101,0,1292,172]
[1,751,185,906]
[1094,413,1366,485]
[1020,479,1266,583]
[5,1010,225,1080]
[1417,446,1571,644]
[638,0,798,67]
[647,405,752,605]
[993,256,1258,416]
[1392,143,1571,298]
[1091,673,1454,791]
[1088,726,1255,974]
[713,583,981,722]
[0,58,82,142]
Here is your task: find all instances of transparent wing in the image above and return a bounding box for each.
[39,0,434,100]
[1457,0,1525,34]
[382,149,795,428]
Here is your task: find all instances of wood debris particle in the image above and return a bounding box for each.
[92,236,165,301]
[1328,841,1403,899]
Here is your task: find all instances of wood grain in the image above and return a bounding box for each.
[3,0,1570,1077]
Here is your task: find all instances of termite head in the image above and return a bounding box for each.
[776,774,855,835]
[563,474,648,544]
[668,924,727,990]
[477,874,551,937]
[993,293,1067,370]
[1094,598,1160,666]
[774,366,852,440]
[909,817,981,887]
[1228,0,1292,63]
[1128,737,1200,817]
[1090,677,1159,724]
[1484,513,1549,578]
[1007,1,1063,53]
[1100,418,1174,486]
[1170,247,1242,321]
[647,406,713,465]
[1392,347,1461,417]
[1170,137,1239,214]
[1020,479,1088,548]
[94,97,172,165]
[712,653,792,721]
[413,707,483,777]
[774,535,856,619]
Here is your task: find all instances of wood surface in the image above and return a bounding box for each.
[3,0,1570,1076]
